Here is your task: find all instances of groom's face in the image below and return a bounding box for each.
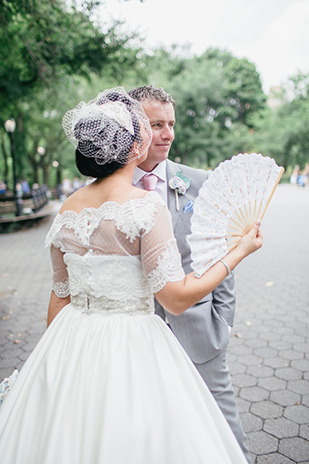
[138,100,175,172]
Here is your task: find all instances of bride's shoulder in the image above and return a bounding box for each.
[118,192,165,242]
[58,187,90,215]
[133,191,166,211]
[131,192,169,231]
[44,189,88,247]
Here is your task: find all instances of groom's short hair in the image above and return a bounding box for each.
[128,85,175,107]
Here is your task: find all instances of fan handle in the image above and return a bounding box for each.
[259,166,285,221]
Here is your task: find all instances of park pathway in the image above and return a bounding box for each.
[0,185,308,463]
[229,184,309,463]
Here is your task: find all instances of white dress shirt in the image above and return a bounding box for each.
[133,160,168,204]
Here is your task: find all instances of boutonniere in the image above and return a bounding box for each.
[169,171,191,211]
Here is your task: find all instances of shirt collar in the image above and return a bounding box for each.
[133,160,167,185]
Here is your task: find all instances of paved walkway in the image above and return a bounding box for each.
[229,184,309,463]
[0,185,308,463]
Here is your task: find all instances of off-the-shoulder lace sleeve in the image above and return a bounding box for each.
[141,202,185,293]
[50,245,70,298]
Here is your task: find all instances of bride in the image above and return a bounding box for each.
[0,88,262,463]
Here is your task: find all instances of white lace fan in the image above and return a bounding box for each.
[187,153,284,277]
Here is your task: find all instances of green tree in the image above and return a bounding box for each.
[279,73,309,169]
[194,48,266,127]
[0,0,142,186]
[0,0,136,110]
[142,45,190,85]
[165,48,266,167]
[250,73,309,170]
[170,60,225,167]
[223,56,266,127]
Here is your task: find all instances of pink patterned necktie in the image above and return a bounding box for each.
[142,174,158,191]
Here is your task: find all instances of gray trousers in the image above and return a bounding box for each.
[194,351,252,464]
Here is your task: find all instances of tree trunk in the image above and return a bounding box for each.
[0,133,10,187]
[29,157,39,185]
[42,163,48,185]
[57,165,62,186]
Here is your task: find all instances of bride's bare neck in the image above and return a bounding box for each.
[60,161,146,214]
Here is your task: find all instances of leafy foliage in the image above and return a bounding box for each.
[249,73,309,170]
[0,3,308,188]
[164,48,266,167]
[0,0,139,111]
[0,0,141,184]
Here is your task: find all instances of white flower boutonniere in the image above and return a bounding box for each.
[169,171,191,211]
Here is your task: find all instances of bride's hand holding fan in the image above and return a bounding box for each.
[234,220,263,258]
[155,219,263,315]
[220,220,263,278]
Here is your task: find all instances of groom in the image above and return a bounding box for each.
[129,85,252,463]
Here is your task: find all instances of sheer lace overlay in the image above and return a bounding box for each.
[53,279,70,299]
[144,240,185,293]
[45,192,185,312]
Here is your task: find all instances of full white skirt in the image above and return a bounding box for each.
[0,305,246,463]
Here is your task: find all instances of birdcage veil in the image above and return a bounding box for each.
[62,87,152,165]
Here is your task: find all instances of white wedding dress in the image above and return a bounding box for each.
[0,191,246,463]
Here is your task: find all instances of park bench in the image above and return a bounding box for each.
[0,185,52,231]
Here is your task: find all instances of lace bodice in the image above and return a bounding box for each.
[45,192,185,315]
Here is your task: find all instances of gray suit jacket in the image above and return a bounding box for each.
[155,159,236,364]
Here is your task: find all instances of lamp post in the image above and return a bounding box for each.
[4,118,22,216]
[37,146,46,185]
[52,160,62,198]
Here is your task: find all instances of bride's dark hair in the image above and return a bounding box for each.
[75,148,125,179]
